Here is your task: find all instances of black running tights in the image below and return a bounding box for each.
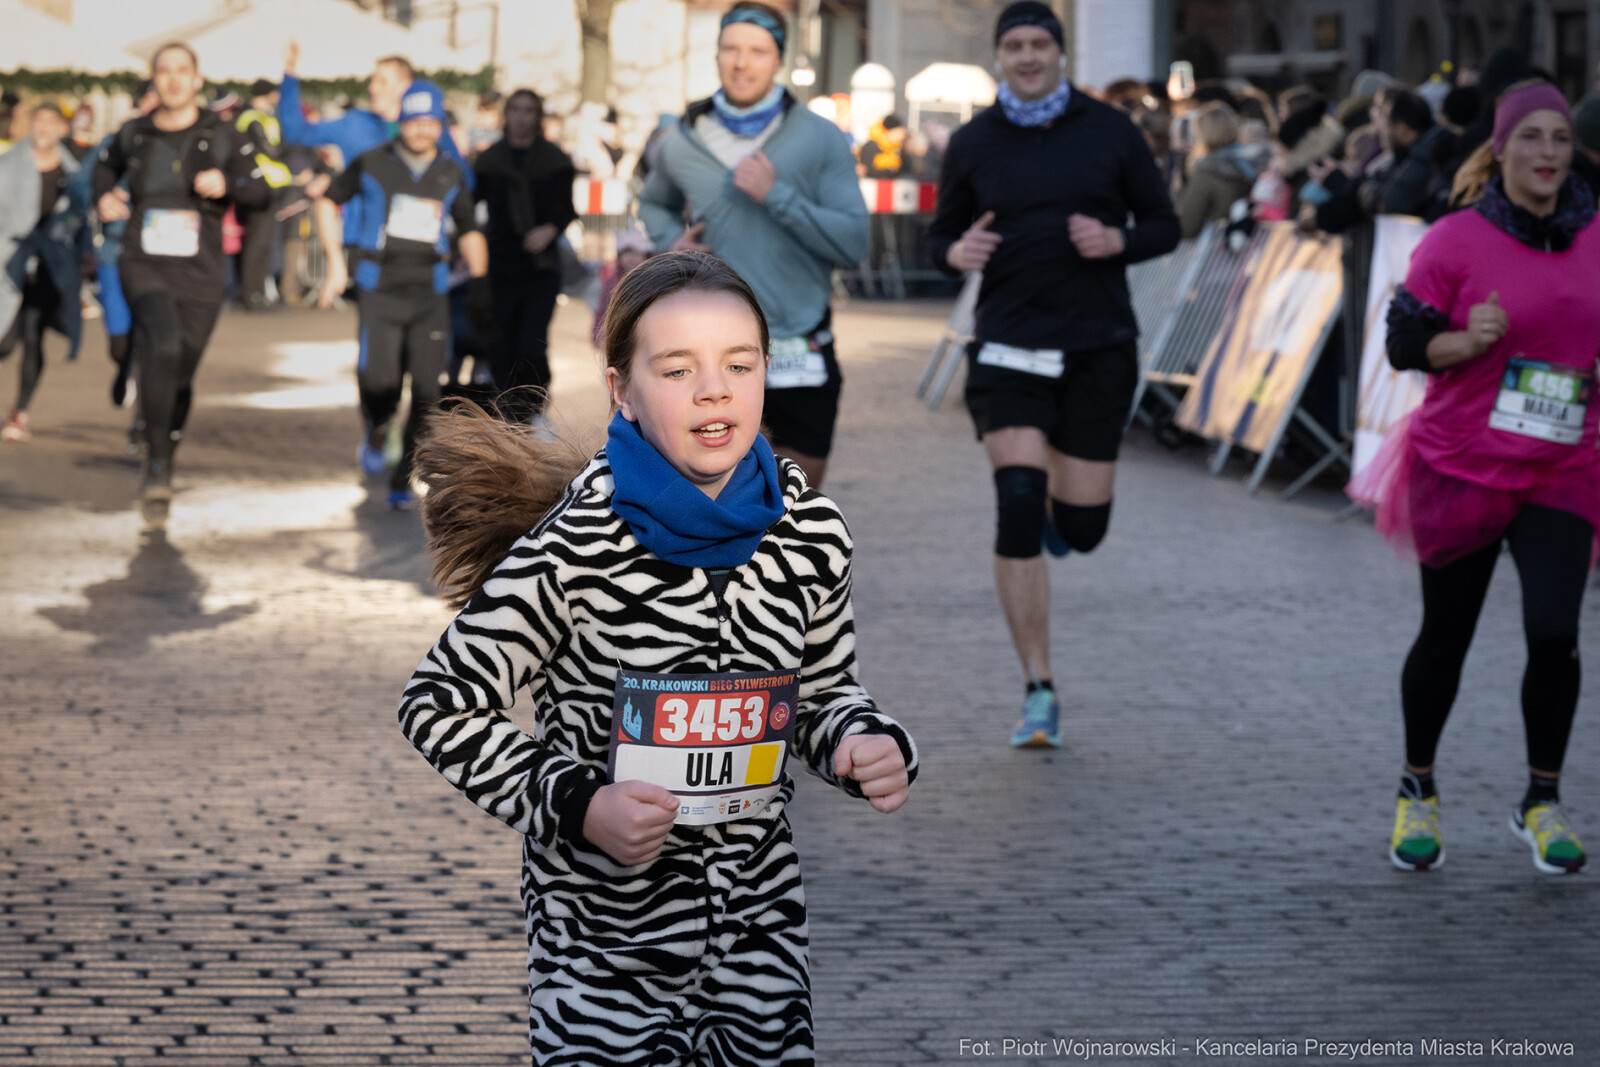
[130,290,222,464]
[1401,504,1592,773]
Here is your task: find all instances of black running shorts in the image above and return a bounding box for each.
[963,339,1138,463]
[762,312,842,460]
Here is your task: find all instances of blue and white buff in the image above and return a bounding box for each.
[711,85,787,138]
[997,78,1070,127]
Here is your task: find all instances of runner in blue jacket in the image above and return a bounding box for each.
[278,43,470,251]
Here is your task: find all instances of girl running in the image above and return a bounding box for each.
[398,250,917,1064]
[1364,81,1598,875]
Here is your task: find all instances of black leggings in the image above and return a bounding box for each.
[357,288,449,491]
[0,270,62,412]
[1401,504,1591,773]
[129,290,223,465]
[489,271,560,423]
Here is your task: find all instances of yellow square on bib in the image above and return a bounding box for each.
[744,743,782,785]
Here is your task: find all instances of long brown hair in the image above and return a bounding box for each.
[416,251,769,607]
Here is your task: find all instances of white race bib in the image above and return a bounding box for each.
[1488,357,1590,445]
[140,209,200,257]
[608,669,799,826]
[386,193,444,244]
[766,335,829,389]
[976,341,1065,379]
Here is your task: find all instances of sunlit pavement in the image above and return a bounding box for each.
[2,297,1596,1065]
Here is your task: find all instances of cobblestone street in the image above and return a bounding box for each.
[2,298,1596,1066]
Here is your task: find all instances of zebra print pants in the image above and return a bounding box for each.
[523,813,814,1065]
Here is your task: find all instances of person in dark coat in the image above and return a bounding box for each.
[472,88,576,424]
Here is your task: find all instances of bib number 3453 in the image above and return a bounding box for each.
[607,668,799,825]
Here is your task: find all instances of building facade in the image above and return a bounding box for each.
[1174,1,1597,99]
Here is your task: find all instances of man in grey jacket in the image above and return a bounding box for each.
[638,1,868,488]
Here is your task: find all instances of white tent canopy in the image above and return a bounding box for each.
[181,0,472,81]
[905,62,996,126]
[0,0,142,76]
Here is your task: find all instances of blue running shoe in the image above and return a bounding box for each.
[1009,688,1061,748]
[360,441,388,476]
[387,488,417,510]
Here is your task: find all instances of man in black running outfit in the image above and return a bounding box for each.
[927,1,1178,748]
[94,41,269,519]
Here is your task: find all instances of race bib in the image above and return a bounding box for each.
[386,193,444,244]
[140,209,200,257]
[1488,357,1591,445]
[976,341,1065,379]
[767,335,829,389]
[608,668,799,826]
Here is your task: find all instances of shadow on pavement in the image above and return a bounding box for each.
[0,482,59,511]
[302,482,434,595]
[37,528,260,655]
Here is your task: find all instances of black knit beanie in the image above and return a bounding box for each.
[995,1,1064,50]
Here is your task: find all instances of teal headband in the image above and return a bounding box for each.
[720,6,786,57]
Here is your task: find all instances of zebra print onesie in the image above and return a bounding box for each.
[399,453,919,1066]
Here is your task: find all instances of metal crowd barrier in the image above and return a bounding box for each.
[1124,223,1211,422]
[1132,221,1260,417]
[915,269,982,409]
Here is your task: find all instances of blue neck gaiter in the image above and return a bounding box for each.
[606,411,785,568]
[997,78,1070,127]
[711,85,787,138]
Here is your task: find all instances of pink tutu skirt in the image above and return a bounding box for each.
[1348,412,1600,568]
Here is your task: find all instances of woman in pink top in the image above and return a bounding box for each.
[1374,82,1596,875]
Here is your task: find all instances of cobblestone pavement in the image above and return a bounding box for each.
[2,297,1596,1067]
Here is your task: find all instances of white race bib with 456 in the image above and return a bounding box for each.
[1489,357,1591,445]
[386,194,444,245]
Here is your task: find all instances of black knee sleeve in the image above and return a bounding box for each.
[994,466,1047,559]
[1050,499,1112,553]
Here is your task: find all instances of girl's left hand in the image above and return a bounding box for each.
[834,734,910,813]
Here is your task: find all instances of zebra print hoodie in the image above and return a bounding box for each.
[399,450,917,1059]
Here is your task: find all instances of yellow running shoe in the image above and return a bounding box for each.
[1511,803,1586,875]
[1390,794,1444,871]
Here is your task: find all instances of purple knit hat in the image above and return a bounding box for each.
[1492,82,1572,155]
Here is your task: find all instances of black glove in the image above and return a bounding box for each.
[463,276,498,350]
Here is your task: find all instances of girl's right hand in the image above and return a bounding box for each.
[584,781,680,866]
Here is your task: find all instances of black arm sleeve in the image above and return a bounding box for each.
[1120,127,1181,264]
[547,160,577,232]
[926,137,977,276]
[1385,285,1451,373]
[324,158,362,206]
[450,177,480,236]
